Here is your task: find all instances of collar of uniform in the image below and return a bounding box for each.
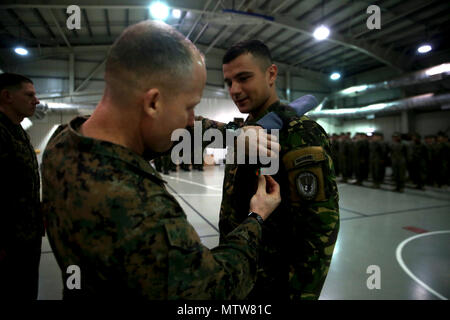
[67,116,166,184]
[0,110,22,134]
[244,100,281,125]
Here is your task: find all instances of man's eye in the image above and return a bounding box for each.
[238,76,250,82]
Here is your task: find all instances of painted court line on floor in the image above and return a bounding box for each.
[162,174,222,191]
[165,183,219,233]
[340,204,450,221]
[396,230,449,300]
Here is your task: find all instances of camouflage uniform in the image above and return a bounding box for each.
[353,135,370,185]
[389,137,408,192]
[42,116,263,300]
[330,135,340,177]
[0,111,43,300]
[218,101,340,300]
[435,138,450,187]
[339,136,353,182]
[409,137,427,189]
[369,139,387,187]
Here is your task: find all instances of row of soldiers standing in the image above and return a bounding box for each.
[330,131,450,192]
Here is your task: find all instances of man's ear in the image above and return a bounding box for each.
[142,88,161,118]
[0,89,12,104]
[267,64,278,87]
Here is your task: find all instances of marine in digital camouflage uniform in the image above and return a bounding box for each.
[219,40,339,300]
[0,73,43,300]
[41,21,281,300]
[42,117,265,299]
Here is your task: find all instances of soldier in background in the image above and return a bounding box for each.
[369,132,386,188]
[390,132,408,192]
[353,133,370,186]
[339,132,353,183]
[0,73,43,300]
[41,21,281,300]
[409,133,427,190]
[330,133,340,177]
[424,135,438,186]
[436,132,450,187]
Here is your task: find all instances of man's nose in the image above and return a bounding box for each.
[229,82,241,96]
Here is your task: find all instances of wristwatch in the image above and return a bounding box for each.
[248,211,264,225]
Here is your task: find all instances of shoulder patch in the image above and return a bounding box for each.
[296,171,318,200]
[282,147,327,202]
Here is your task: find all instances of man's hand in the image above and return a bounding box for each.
[249,175,281,221]
[239,126,280,159]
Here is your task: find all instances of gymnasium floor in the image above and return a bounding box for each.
[38,165,450,300]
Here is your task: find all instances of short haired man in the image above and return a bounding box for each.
[219,40,340,300]
[0,73,43,300]
[42,21,281,299]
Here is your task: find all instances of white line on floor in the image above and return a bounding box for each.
[395,230,450,300]
[162,175,222,191]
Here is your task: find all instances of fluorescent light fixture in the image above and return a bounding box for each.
[330,72,341,80]
[342,84,368,95]
[417,44,432,54]
[14,47,28,56]
[425,63,450,76]
[313,25,330,40]
[149,2,169,20]
[172,9,181,19]
[21,117,33,130]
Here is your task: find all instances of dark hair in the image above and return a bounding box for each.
[222,39,272,69]
[0,73,33,92]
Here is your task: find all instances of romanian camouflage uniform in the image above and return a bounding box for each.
[42,116,263,300]
[0,111,43,300]
[218,101,340,300]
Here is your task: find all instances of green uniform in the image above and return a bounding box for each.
[353,138,370,185]
[330,137,340,177]
[339,138,353,182]
[390,141,408,191]
[0,111,43,300]
[370,140,387,187]
[409,141,427,189]
[218,101,340,300]
[42,116,263,300]
[436,141,450,187]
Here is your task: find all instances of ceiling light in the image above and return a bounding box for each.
[149,2,169,20]
[417,44,432,54]
[14,47,28,56]
[425,63,450,76]
[330,72,341,80]
[313,25,330,40]
[172,9,181,19]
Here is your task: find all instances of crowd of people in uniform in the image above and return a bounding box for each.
[329,131,450,192]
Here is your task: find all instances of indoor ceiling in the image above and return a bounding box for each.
[1,0,450,77]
